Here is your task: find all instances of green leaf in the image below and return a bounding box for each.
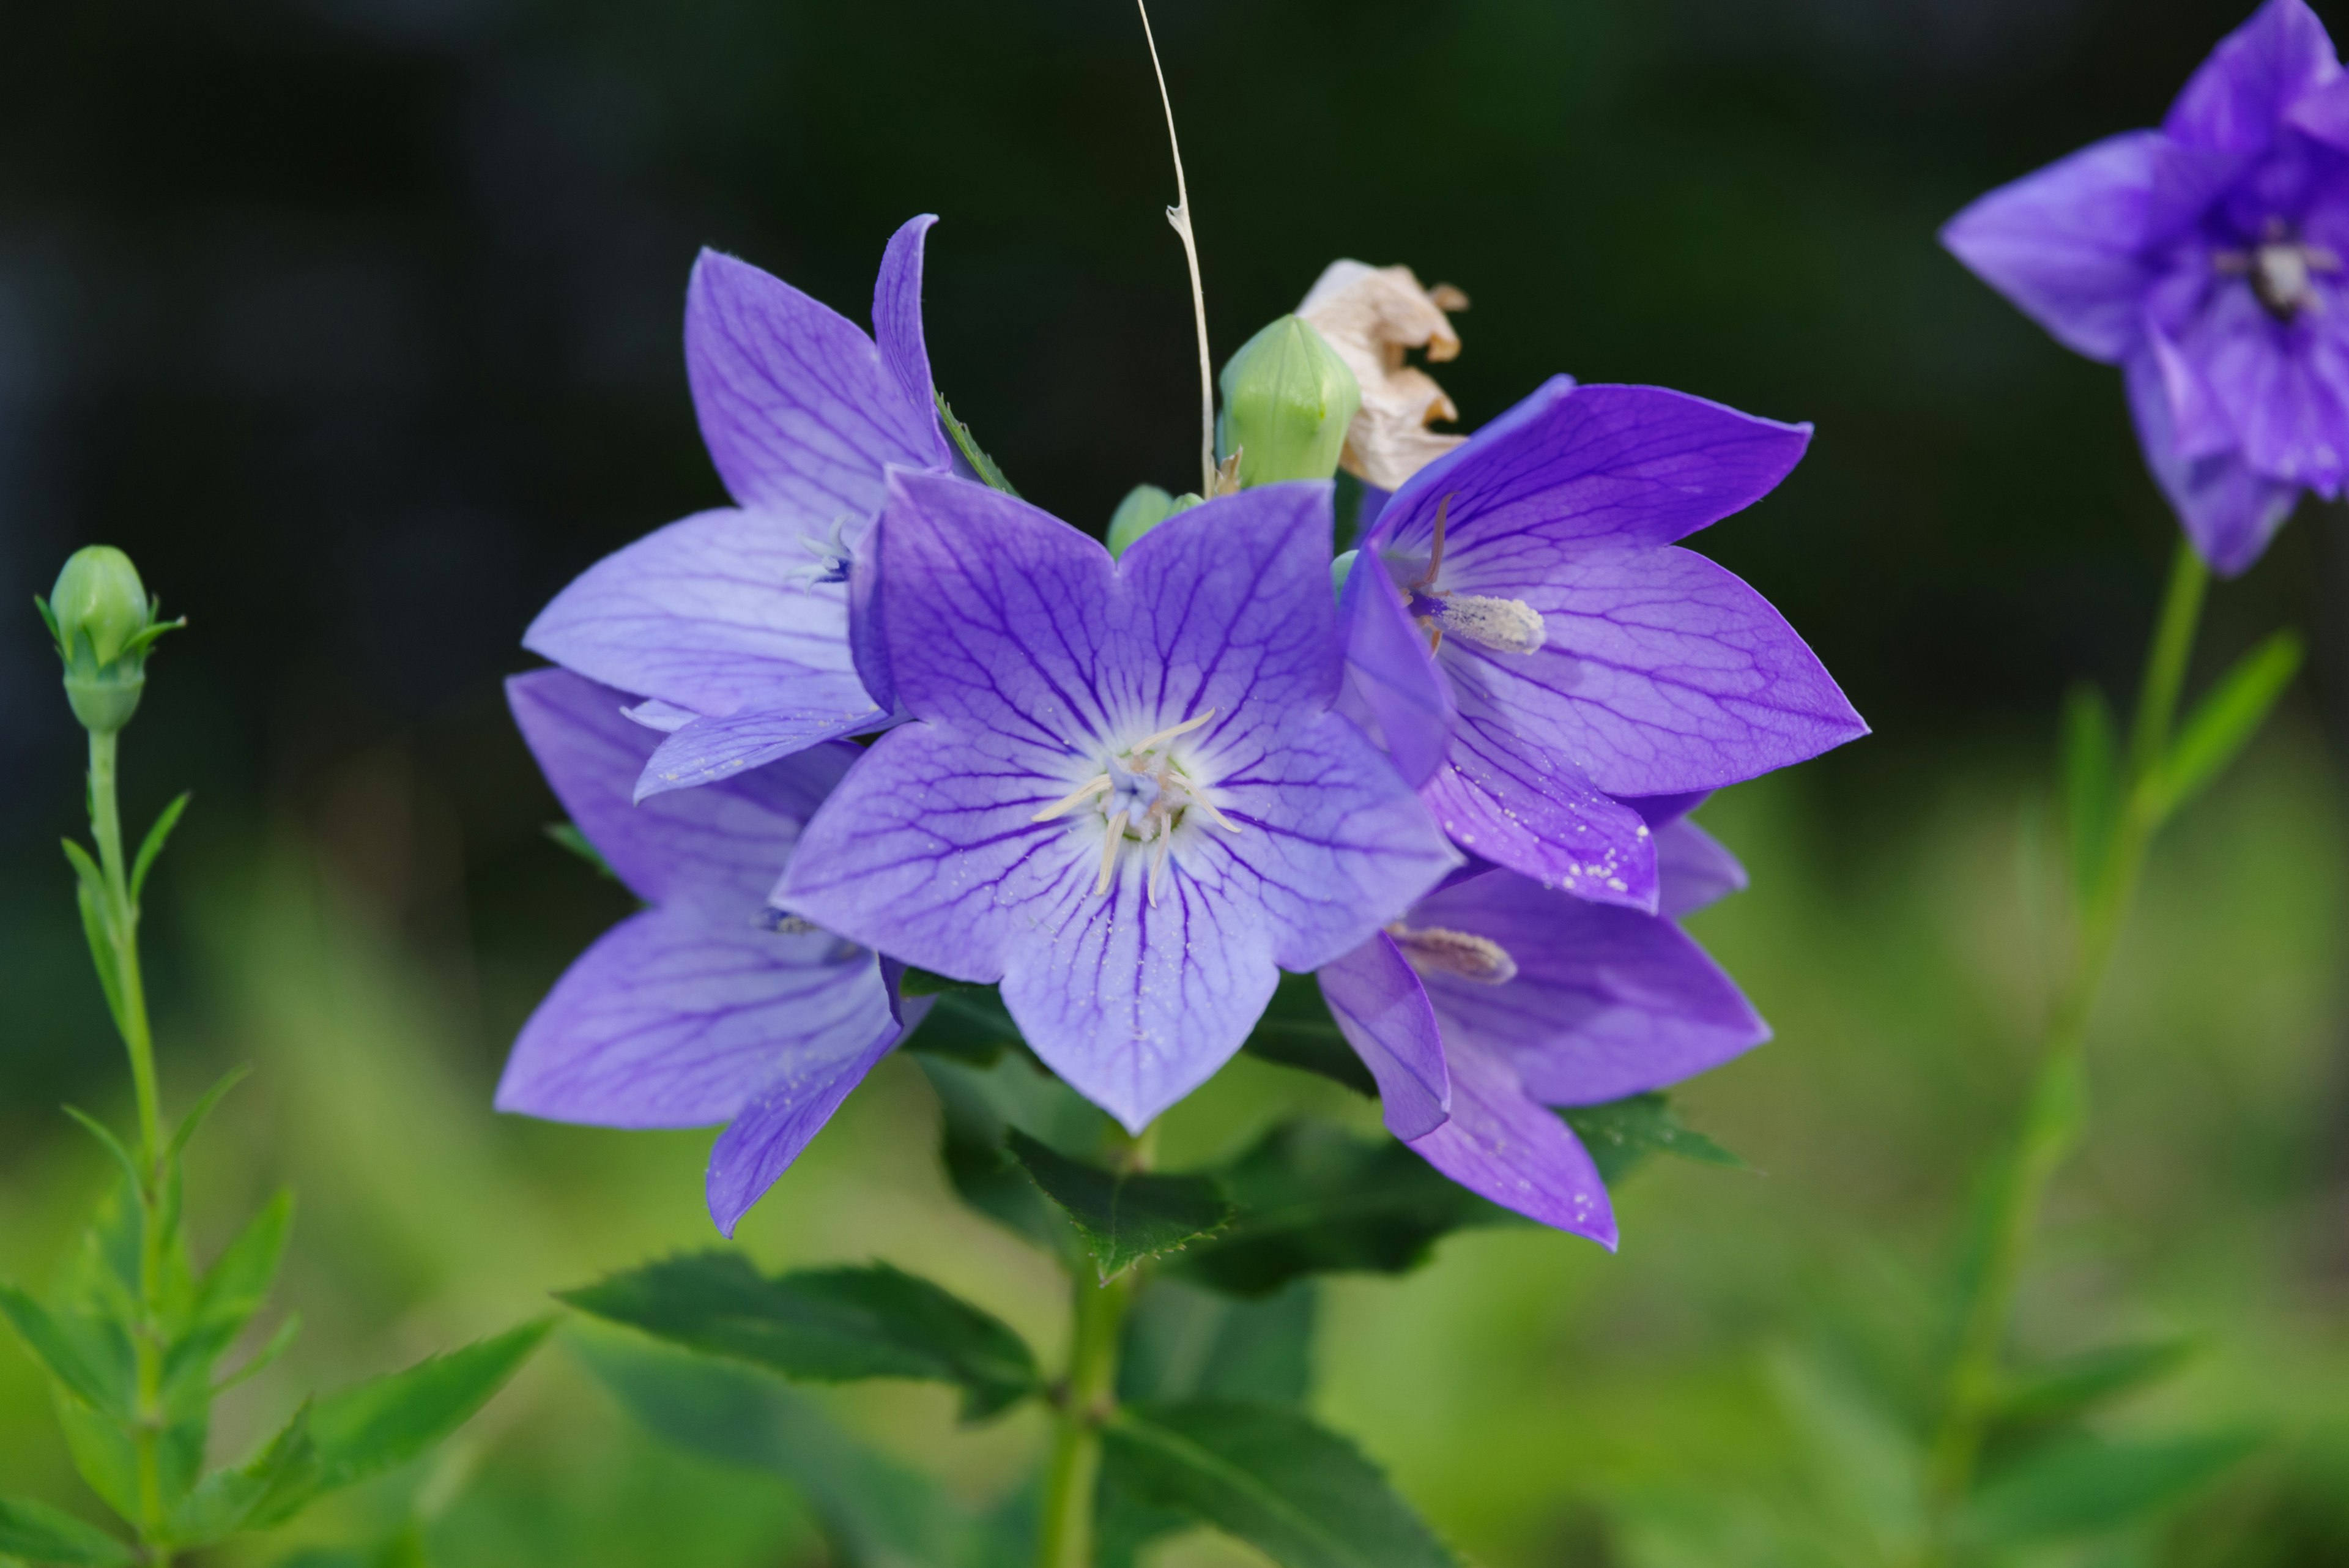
[2060,683,2122,902]
[1994,1340,2199,1429]
[902,984,1026,1066]
[2150,629,2303,820]
[1103,1400,1458,1568]
[544,821,619,882]
[1766,1344,1924,1558]
[305,1318,554,1492]
[1958,1430,2262,1547]
[1119,1278,1316,1406]
[1239,975,1377,1098]
[577,1336,1012,1568]
[165,1064,253,1166]
[62,844,127,1039]
[916,1052,1119,1255]
[563,1254,1038,1421]
[1005,1132,1232,1282]
[130,792,191,904]
[899,967,980,997]
[0,1495,135,1566]
[1177,1123,1509,1298]
[161,1191,293,1410]
[173,1404,322,1544]
[1560,1093,1744,1185]
[58,1109,141,1202]
[935,391,1020,497]
[0,1285,132,1419]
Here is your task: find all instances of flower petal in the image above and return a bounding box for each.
[1406,1037,1616,1246]
[1337,543,1454,787]
[524,508,861,717]
[1410,871,1769,1105]
[685,247,940,518]
[1371,378,1813,557]
[1655,818,1748,917]
[1418,720,1658,909]
[2179,282,2349,490]
[633,689,889,801]
[496,907,895,1129]
[705,1010,907,1236]
[1317,934,1451,1139]
[2124,344,2303,575]
[2164,0,2340,154]
[1447,544,1867,798]
[872,214,951,466]
[507,667,853,911]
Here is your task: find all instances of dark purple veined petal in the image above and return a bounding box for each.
[1655,818,1748,918]
[1444,544,1866,799]
[1409,871,1768,1107]
[2179,278,2349,491]
[508,668,853,912]
[705,1010,908,1236]
[634,685,890,801]
[685,245,941,519]
[2123,341,2302,576]
[1405,1036,1616,1247]
[524,508,861,718]
[872,215,951,466]
[2164,0,2340,155]
[1417,720,1658,910]
[1337,548,1453,787]
[1317,934,1451,1139]
[495,907,895,1132]
[1625,789,1709,828]
[1368,378,1813,559]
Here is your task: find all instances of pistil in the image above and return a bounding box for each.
[1398,495,1547,655]
[1388,921,1518,984]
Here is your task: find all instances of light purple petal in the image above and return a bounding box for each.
[1626,789,1709,828]
[1405,1037,1616,1246]
[523,508,861,717]
[1370,378,1813,558]
[705,1011,905,1236]
[872,215,951,467]
[2164,0,2340,154]
[634,689,888,802]
[496,908,894,1129]
[2177,281,2349,490]
[2124,344,2302,575]
[1444,544,1867,798]
[1655,819,1748,917]
[2286,75,2349,148]
[1317,934,1450,1140]
[684,248,941,518]
[1337,546,1453,787]
[847,527,895,714]
[1417,720,1657,909]
[507,668,853,912]
[1408,871,1769,1105]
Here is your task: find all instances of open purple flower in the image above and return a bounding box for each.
[777,470,1460,1131]
[522,216,952,799]
[1318,807,1765,1247]
[500,668,918,1235]
[1942,0,2349,574]
[1339,376,1865,908]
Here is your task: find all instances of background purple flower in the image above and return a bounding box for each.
[779,470,1458,1132]
[500,668,916,1235]
[1942,0,2349,574]
[520,216,951,800]
[1340,376,1865,910]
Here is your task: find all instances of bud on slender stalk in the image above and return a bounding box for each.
[35,545,180,734]
[1215,315,1361,488]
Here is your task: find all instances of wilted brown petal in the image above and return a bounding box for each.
[1297,261,1470,491]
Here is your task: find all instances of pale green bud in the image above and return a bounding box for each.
[1107,485,1204,559]
[1215,316,1361,488]
[37,545,177,734]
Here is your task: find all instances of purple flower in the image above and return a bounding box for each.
[1318,807,1765,1246]
[1941,0,2349,574]
[499,668,919,1235]
[776,470,1461,1131]
[1338,376,1865,908]
[522,217,952,800]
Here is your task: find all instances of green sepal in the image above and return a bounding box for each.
[34,592,67,657]
[0,1493,136,1566]
[563,1254,1038,1422]
[1560,1093,1744,1184]
[936,391,1020,497]
[130,791,191,904]
[1004,1131,1232,1282]
[1956,1430,2262,1548]
[2148,628,2303,822]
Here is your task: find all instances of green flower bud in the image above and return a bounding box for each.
[1215,315,1361,488]
[37,545,177,734]
[1107,485,1204,559]
[1330,548,1358,601]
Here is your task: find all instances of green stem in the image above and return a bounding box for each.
[1036,1269,1132,1568]
[1919,538,2209,1555]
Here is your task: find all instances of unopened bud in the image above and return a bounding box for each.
[37,546,177,734]
[1215,316,1360,488]
[1107,485,1204,559]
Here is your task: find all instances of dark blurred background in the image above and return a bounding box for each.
[4,2,2347,1564]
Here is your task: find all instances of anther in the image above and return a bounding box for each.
[1388,922,1518,984]
[1431,593,1546,655]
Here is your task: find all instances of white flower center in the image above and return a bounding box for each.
[2216,220,2342,321]
[1031,709,1243,905]
[1387,921,1518,984]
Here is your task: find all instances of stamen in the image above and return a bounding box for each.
[1097,809,1130,894]
[1130,708,1216,755]
[1033,774,1113,822]
[1149,827,1176,906]
[1184,789,1244,835]
[1389,923,1518,984]
[1433,593,1546,655]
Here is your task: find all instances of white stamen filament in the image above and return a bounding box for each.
[1389,922,1519,984]
[1039,708,1242,907]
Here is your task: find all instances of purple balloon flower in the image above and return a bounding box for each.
[1318,810,1765,1246]
[499,668,919,1236]
[777,470,1461,1132]
[1942,0,2349,574]
[522,216,952,800]
[1338,375,1865,910]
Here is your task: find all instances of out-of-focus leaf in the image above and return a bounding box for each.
[1239,974,1378,1098]
[544,821,618,881]
[1005,1132,1231,1281]
[130,791,191,903]
[2060,683,2121,902]
[917,1053,1117,1256]
[1560,1093,1744,1184]
[577,1335,1017,1568]
[303,1318,554,1493]
[1766,1344,1924,1560]
[1176,1123,1508,1298]
[563,1254,1037,1421]
[165,1065,253,1165]
[902,984,1025,1066]
[1103,1399,1457,1568]
[2150,630,2302,821]
[0,1285,131,1419]
[1994,1340,2199,1429]
[1120,1278,1316,1406]
[1958,1430,2262,1547]
[0,1494,135,1566]
[174,1404,322,1544]
[936,391,1020,497]
[162,1190,293,1411]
